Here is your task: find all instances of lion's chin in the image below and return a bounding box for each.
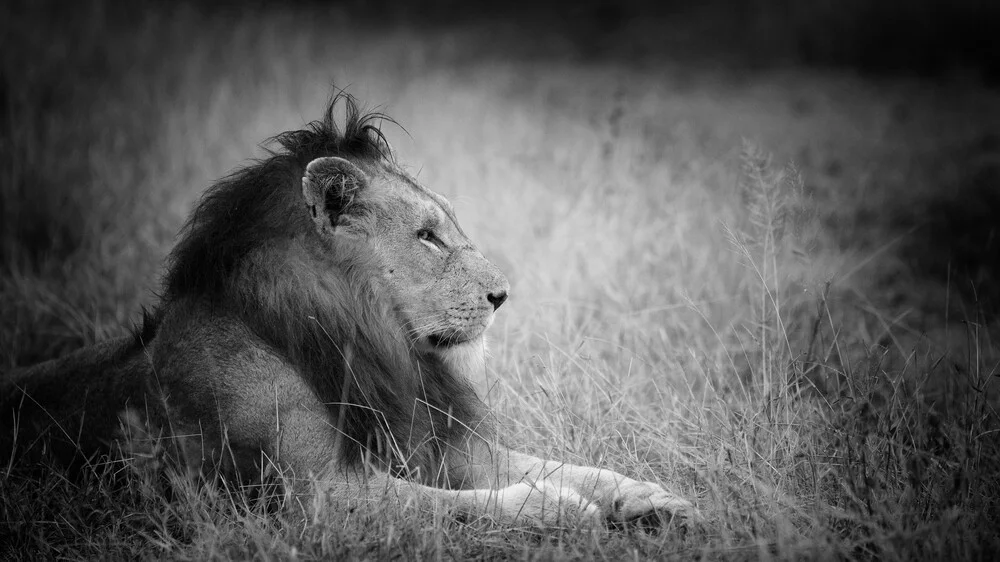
[426,331,478,349]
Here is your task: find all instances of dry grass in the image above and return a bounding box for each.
[2,2,999,560]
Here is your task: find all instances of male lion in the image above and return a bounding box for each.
[1,93,692,527]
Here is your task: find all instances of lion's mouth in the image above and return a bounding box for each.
[420,316,492,350]
[425,327,486,349]
[427,333,467,348]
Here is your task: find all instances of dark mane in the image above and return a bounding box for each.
[164,91,393,298]
[160,92,487,478]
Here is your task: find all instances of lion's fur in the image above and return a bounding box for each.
[161,94,488,476]
[2,93,487,479]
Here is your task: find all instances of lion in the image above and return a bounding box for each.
[0,93,693,527]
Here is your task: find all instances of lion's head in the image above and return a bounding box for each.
[301,156,509,353]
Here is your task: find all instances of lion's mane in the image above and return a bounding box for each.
[157,93,489,479]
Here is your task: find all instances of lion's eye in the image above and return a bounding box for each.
[417,229,442,251]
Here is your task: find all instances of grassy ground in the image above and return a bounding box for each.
[2,2,999,560]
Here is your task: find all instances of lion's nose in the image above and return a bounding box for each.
[486,290,508,311]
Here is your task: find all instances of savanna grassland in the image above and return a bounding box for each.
[2,1,1000,559]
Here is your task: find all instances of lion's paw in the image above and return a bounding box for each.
[604,480,695,525]
[493,480,601,526]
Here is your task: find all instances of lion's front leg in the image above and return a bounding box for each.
[312,463,600,526]
[500,450,695,525]
[271,410,598,526]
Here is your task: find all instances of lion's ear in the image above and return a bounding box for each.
[302,156,369,236]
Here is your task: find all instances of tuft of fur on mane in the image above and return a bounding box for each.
[160,92,488,480]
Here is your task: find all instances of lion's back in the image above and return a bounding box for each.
[1,336,151,463]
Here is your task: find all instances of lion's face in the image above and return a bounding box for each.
[370,171,509,349]
[302,157,509,351]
